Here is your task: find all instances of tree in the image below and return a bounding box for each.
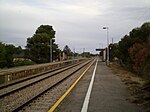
[26,25,60,63]
[0,44,16,68]
[116,22,150,75]
[35,25,55,38]
[63,45,71,54]
[116,22,150,70]
[5,44,16,67]
[118,35,134,69]
[128,43,150,75]
[0,42,6,68]
[63,45,73,59]
[108,43,118,62]
[129,22,150,43]
[27,33,50,63]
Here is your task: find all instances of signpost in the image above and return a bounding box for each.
[95,48,104,51]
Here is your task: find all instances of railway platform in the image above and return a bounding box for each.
[53,60,142,112]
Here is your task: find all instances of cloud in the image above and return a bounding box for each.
[0,0,150,53]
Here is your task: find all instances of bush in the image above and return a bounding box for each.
[13,59,35,67]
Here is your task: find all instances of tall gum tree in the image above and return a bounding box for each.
[26,25,59,63]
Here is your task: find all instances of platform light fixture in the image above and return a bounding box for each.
[103,26,109,65]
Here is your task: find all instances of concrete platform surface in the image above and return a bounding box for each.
[54,61,142,112]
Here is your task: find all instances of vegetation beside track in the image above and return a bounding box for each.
[110,22,150,77]
[109,23,150,110]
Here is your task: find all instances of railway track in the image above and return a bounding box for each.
[0,58,95,112]
[0,59,86,89]
[0,59,87,97]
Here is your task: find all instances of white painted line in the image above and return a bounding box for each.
[81,60,98,112]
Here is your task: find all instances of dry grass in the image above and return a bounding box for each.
[110,63,150,111]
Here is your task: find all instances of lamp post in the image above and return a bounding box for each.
[103,26,109,65]
[50,39,53,62]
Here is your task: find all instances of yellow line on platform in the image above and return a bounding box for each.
[48,60,95,112]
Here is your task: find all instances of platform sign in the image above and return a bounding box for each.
[96,49,101,51]
[96,48,104,51]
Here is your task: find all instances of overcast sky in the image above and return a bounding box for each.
[0,0,150,53]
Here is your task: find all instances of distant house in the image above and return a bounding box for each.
[62,52,67,60]
[62,45,72,60]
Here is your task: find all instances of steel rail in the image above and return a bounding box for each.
[11,59,94,112]
[0,60,86,89]
[0,60,89,98]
